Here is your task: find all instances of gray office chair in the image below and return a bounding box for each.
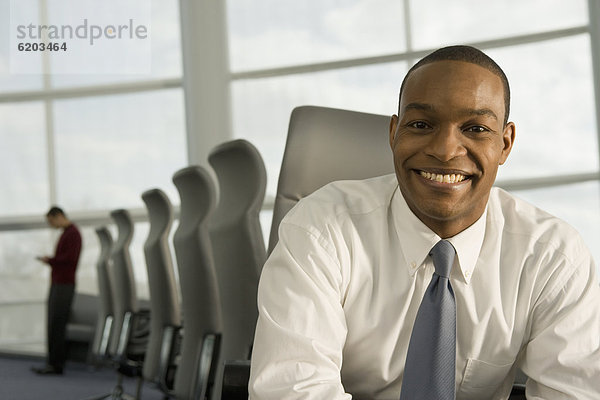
[267,105,393,253]
[221,106,391,399]
[141,188,181,388]
[87,209,149,400]
[172,166,223,400]
[90,227,114,362]
[107,209,139,358]
[207,139,267,397]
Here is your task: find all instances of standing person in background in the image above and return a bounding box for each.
[32,206,82,375]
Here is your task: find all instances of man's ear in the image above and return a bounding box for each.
[389,115,399,148]
[499,121,516,165]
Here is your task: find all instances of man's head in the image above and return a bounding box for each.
[389,45,516,238]
[46,206,69,229]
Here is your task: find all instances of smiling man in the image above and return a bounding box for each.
[250,46,600,399]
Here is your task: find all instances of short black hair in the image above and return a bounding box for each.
[399,45,510,125]
[46,206,65,218]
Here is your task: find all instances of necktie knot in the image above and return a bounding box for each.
[430,240,456,278]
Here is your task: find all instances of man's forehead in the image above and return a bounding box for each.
[404,60,501,87]
[401,61,504,106]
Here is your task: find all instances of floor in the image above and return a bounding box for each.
[0,354,168,400]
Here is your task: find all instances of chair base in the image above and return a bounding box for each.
[81,371,143,400]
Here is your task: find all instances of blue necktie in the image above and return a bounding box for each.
[400,240,457,400]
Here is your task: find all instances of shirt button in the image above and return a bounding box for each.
[465,271,471,278]
[410,262,417,269]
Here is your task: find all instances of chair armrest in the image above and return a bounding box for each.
[194,333,221,400]
[158,325,182,394]
[115,310,151,360]
[509,383,526,400]
[221,360,251,400]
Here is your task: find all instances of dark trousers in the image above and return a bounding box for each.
[47,283,75,370]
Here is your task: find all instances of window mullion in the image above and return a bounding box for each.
[39,0,57,205]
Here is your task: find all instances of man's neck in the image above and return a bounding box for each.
[405,203,486,239]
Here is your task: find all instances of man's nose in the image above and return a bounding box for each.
[425,125,466,162]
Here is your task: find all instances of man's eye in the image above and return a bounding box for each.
[465,125,487,133]
[408,121,430,129]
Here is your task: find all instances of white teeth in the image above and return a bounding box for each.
[419,171,466,183]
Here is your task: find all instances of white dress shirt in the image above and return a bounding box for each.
[250,174,600,400]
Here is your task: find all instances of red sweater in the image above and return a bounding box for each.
[49,224,82,284]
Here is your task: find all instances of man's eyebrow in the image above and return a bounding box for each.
[402,103,435,113]
[465,108,498,121]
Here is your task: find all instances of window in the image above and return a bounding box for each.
[0,0,185,354]
[409,0,587,49]
[491,35,598,180]
[227,0,408,71]
[0,0,43,92]
[0,102,49,216]
[53,89,186,211]
[232,62,406,194]
[48,0,182,88]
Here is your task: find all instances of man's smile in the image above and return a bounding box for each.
[412,169,473,186]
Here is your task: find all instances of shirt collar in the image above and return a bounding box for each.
[391,186,487,284]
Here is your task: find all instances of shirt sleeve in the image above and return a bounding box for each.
[520,250,600,399]
[48,228,82,269]
[249,221,352,400]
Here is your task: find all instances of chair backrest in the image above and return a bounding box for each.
[141,188,181,383]
[91,226,114,358]
[107,209,138,356]
[208,139,267,371]
[267,105,394,253]
[172,165,223,400]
